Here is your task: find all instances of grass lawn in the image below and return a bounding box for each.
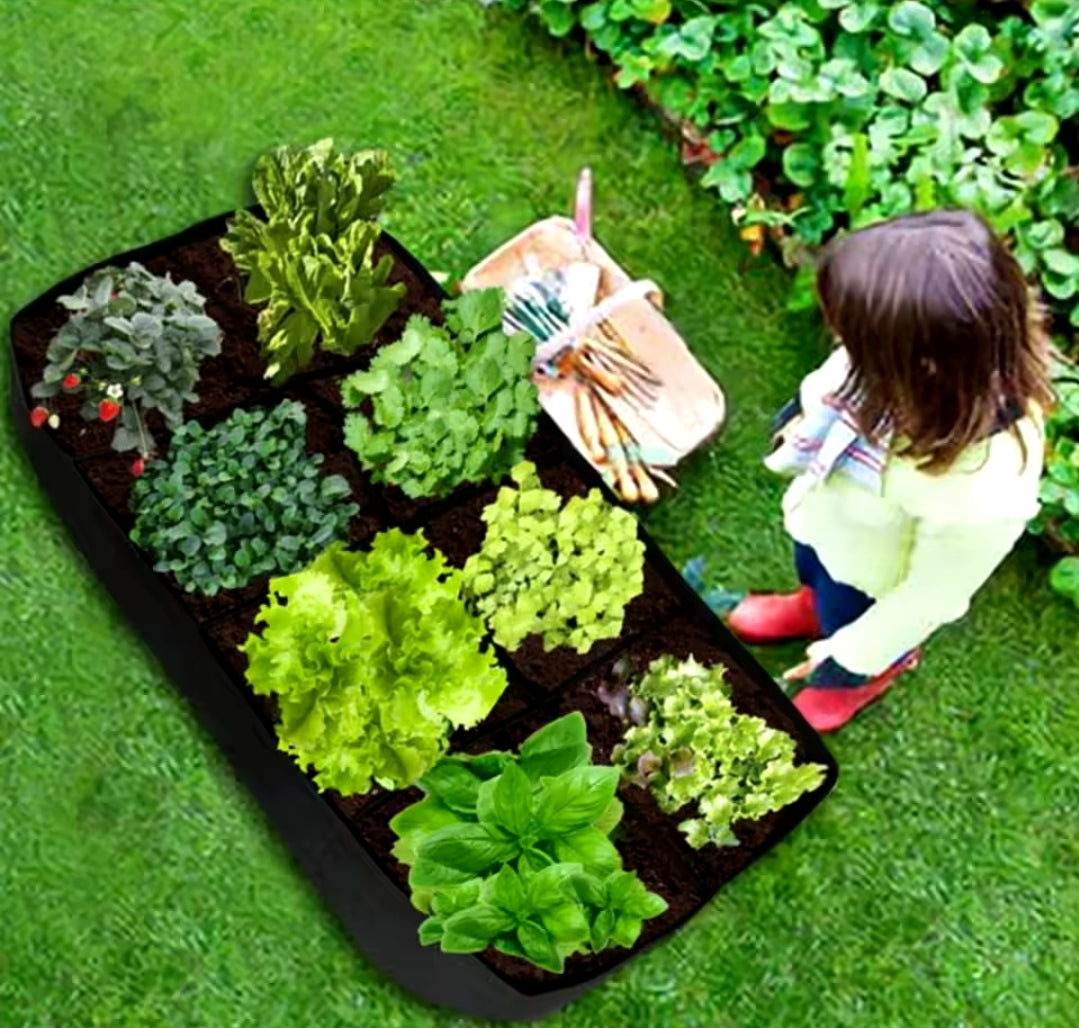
[2,2,1078,1026]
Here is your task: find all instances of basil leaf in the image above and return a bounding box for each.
[488,864,527,914]
[418,917,445,945]
[553,828,622,876]
[524,861,582,912]
[541,903,591,945]
[491,761,534,836]
[518,712,592,780]
[389,796,463,864]
[418,761,483,814]
[535,766,620,835]
[442,904,516,944]
[517,922,564,973]
[410,824,518,885]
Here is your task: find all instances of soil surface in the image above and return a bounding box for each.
[10,214,833,995]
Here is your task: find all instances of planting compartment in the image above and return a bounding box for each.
[9,208,838,1021]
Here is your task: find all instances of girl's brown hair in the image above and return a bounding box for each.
[816,209,1054,472]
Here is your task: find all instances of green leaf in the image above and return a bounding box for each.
[389,796,463,864]
[535,766,620,836]
[781,143,821,188]
[542,902,591,944]
[412,824,519,884]
[518,712,593,780]
[419,762,483,815]
[488,760,535,837]
[516,922,563,973]
[442,904,516,946]
[879,67,927,103]
[887,0,935,36]
[553,827,623,876]
[489,864,527,913]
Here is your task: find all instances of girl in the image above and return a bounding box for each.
[726,209,1054,733]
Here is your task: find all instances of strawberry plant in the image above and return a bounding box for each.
[462,461,645,653]
[242,531,509,796]
[606,655,827,849]
[491,0,1079,336]
[221,138,406,383]
[389,712,668,972]
[343,288,540,498]
[29,262,222,460]
[129,400,356,595]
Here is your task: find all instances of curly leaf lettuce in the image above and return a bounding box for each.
[241,532,508,795]
[611,656,827,848]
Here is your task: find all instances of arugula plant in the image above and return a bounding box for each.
[606,655,827,849]
[343,288,540,498]
[241,531,508,796]
[221,138,406,383]
[30,262,221,461]
[390,712,668,972]
[129,400,356,595]
[497,0,1079,334]
[462,461,645,653]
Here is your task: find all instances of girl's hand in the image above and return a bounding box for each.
[782,656,821,682]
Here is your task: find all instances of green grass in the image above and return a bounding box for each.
[1,2,1077,1026]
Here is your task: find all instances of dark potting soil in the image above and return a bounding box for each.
[12,216,832,997]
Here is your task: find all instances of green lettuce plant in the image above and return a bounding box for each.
[241,531,509,795]
[390,712,668,972]
[29,262,222,462]
[221,138,406,383]
[130,400,356,594]
[607,655,827,849]
[462,461,645,653]
[343,288,539,498]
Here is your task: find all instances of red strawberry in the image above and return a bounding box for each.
[131,456,146,477]
[62,372,80,389]
[30,406,49,428]
[99,399,121,422]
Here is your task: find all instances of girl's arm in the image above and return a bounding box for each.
[803,515,1029,677]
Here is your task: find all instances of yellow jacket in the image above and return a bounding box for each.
[766,347,1044,676]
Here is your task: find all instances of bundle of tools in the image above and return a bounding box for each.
[504,266,677,505]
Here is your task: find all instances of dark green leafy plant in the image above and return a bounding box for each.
[221,138,406,383]
[606,655,827,849]
[241,531,509,796]
[492,0,1079,331]
[1030,358,1079,598]
[343,288,540,498]
[390,712,668,972]
[129,400,356,595]
[30,262,222,459]
[462,461,646,653]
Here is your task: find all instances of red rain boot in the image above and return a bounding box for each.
[727,585,821,644]
[793,649,922,734]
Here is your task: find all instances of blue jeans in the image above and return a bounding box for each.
[793,542,873,636]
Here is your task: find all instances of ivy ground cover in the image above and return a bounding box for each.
[9,201,834,1001]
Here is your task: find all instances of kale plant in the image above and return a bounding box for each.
[129,400,356,595]
[462,461,645,653]
[30,262,222,461]
[390,712,668,973]
[609,655,827,849]
[242,532,509,796]
[343,288,539,499]
[221,138,405,383]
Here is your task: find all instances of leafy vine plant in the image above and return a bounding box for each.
[492,0,1079,332]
